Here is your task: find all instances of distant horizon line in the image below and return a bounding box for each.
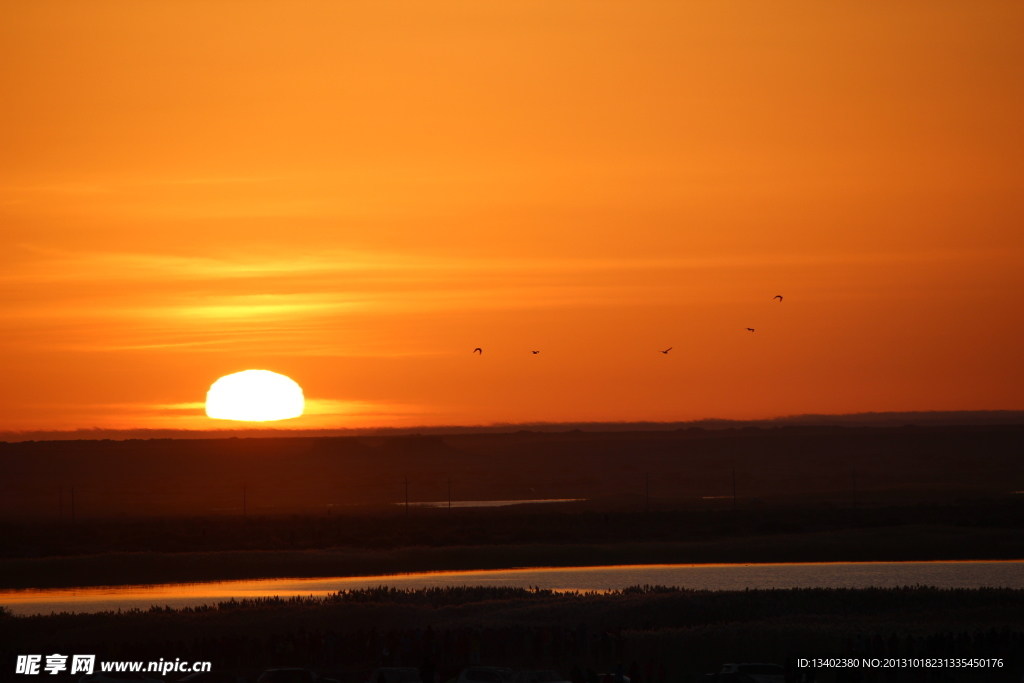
[2,409,1023,443]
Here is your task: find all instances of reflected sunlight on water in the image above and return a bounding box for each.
[405,499,584,508]
[2,561,1023,616]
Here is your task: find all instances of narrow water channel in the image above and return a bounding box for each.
[2,560,1021,616]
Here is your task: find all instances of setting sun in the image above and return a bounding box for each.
[205,370,305,422]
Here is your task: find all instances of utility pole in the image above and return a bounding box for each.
[447,478,452,511]
[852,469,857,510]
[243,484,247,519]
[71,485,76,526]
[59,485,63,521]
[732,469,737,513]
[405,477,409,518]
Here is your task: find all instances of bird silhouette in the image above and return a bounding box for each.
[774,295,783,302]
[661,347,673,354]
[473,348,482,354]
[746,328,755,332]
[531,350,540,354]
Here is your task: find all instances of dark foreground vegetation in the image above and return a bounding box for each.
[3,586,1023,682]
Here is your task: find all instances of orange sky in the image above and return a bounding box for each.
[2,1,1022,431]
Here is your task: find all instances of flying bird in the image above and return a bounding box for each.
[661,347,673,354]
[774,295,783,302]
[746,328,755,332]
[531,351,540,354]
[473,348,482,354]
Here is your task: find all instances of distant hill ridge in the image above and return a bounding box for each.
[3,409,1023,442]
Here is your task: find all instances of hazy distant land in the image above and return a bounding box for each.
[4,409,1023,442]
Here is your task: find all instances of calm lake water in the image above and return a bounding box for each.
[407,499,584,508]
[2,561,1022,616]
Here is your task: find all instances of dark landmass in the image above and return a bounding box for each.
[4,422,1023,679]
[6,495,1024,559]
[1,523,1023,590]
[3,586,1023,682]
[3,423,1023,520]
[2,423,1023,588]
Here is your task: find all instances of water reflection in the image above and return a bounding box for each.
[2,560,1022,616]
[405,499,584,508]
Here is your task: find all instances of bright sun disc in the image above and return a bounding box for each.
[205,370,304,422]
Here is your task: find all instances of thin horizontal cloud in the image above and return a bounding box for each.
[2,244,1021,361]
[7,244,1018,285]
[8,398,432,431]
[145,398,426,418]
[154,402,206,410]
[303,398,429,417]
[0,183,112,195]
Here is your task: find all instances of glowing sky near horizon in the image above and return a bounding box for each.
[1,1,1022,431]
